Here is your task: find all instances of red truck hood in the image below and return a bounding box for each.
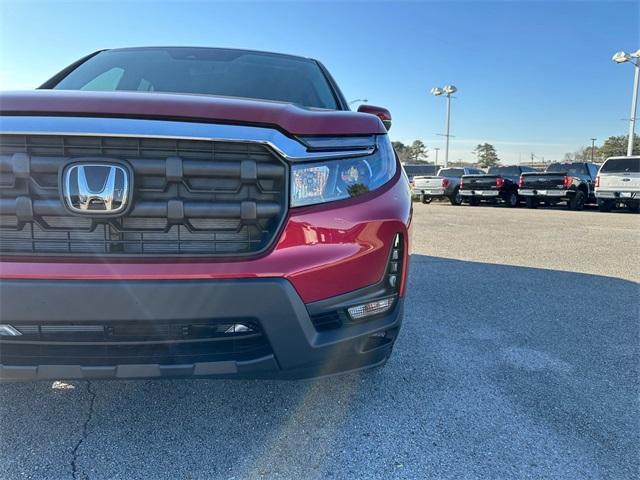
[0,90,386,136]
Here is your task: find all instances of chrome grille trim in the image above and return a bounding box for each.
[0,116,376,161]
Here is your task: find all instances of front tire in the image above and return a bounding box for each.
[449,188,463,206]
[421,196,432,204]
[627,201,640,213]
[568,190,586,211]
[526,197,539,209]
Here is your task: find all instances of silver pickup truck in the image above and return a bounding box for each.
[595,156,640,212]
[412,167,484,205]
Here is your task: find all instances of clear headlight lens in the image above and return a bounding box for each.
[291,136,396,207]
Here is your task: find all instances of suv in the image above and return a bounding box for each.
[412,167,484,205]
[595,156,640,212]
[518,162,599,210]
[460,165,538,207]
[0,47,412,381]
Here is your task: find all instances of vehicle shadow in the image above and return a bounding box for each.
[1,256,638,479]
[454,200,637,213]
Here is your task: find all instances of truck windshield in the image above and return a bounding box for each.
[488,166,519,176]
[600,158,640,173]
[438,168,465,177]
[546,163,588,175]
[50,47,340,110]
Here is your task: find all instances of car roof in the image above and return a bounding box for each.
[605,156,640,161]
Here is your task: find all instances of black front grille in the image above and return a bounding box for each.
[0,319,271,366]
[0,134,287,256]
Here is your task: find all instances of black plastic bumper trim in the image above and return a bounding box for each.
[0,278,402,381]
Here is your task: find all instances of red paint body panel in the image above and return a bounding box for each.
[0,173,412,303]
[0,90,386,136]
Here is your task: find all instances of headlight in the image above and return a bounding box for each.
[291,136,396,207]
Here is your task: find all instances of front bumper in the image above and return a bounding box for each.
[0,278,403,381]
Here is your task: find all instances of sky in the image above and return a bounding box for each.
[0,0,638,164]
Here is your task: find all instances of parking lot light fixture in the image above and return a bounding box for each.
[612,49,640,156]
[431,85,457,168]
[348,98,368,107]
[612,51,631,63]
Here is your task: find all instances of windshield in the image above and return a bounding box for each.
[438,168,465,177]
[488,166,519,175]
[600,158,640,173]
[546,163,588,175]
[51,48,340,109]
[403,165,438,178]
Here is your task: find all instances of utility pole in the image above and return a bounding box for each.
[590,138,597,161]
[444,94,452,168]
[434,147,440,168]
[629,64,638,156]
[430,85,457,168]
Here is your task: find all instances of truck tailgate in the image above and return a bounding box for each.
[461,175,499,191]
[598,172,640,192]
[413,177,443,189]
[520,173,565,190]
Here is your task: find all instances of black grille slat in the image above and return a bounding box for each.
[0,134,287,256]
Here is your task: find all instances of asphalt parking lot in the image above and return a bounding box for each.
[1,203,638,480]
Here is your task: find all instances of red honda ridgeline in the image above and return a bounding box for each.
[0,47,412,381]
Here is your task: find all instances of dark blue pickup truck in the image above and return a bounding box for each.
[460,165,538,207]
[518,162,600,210]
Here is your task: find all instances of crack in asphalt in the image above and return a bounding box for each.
[70,381,96,480]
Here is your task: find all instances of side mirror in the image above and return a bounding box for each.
[357,104,392,131]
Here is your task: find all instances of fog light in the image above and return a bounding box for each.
[224,323,255,334]
[0,325,22,336]
[347,297,395,320]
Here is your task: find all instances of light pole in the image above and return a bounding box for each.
[612,50,640,156]
[348,98,368,108]
[590,138,597,161]
[431,85,457,168]
[434,147,440,168]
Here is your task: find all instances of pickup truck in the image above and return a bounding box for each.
[595,156,640,212]
[518,162,599,210]
[412,166,484,205]
[460,165,538,207]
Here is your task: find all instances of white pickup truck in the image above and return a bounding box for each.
[595,156,640,212]
[412,167,485,205]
